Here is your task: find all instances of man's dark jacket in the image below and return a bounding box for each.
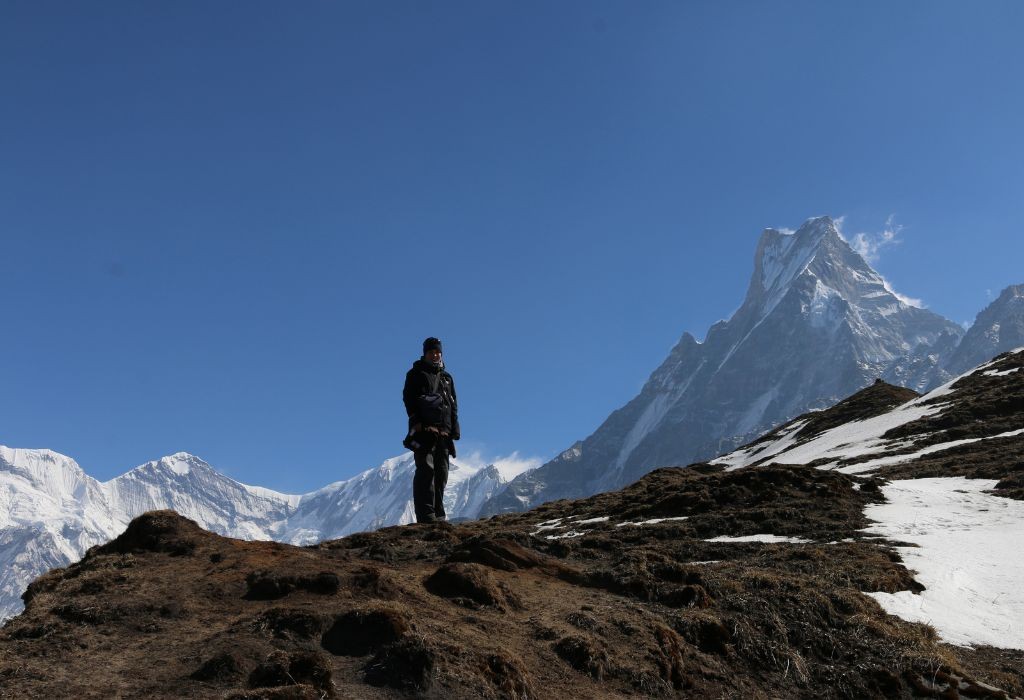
[403,359,460,440]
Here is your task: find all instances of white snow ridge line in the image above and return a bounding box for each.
[831,428,1024,475]
[545,530,590,540]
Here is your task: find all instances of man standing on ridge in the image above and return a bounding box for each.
[403,337,459,523]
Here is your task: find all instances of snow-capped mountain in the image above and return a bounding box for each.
[0,448,516,622]
[481,216,966,514]
[273,453,514,546]
[0,447,116,623]
[104,453,300,541]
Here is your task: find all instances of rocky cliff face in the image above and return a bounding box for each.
[946,284,1024,375]
[483,217,965,514]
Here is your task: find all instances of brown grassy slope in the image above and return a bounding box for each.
[888,349,1024,444]
[810,350,1024,492]
[2,463,1021,699]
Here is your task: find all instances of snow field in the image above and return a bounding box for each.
[862,478,1024,650]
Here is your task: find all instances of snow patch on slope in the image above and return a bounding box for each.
[705,534,812,544]
[832,428,1024,475]
[711,419,808,469]
[746,401,943,467]
[982,367,1019,377]
[863,478,1024,650]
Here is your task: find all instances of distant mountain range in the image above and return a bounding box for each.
[0,448,524,622]
[480,218,1022,515]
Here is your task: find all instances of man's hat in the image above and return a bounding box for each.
[423,337,443,354]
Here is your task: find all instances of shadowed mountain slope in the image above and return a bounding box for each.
[946,284,1024,375]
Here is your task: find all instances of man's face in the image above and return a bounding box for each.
[426,348,442,363]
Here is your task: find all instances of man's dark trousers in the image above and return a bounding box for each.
[413,438,449,523]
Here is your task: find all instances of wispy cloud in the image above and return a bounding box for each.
[458,450,543,481]
[881,279,924,308]
[837,214,924,308]
[848,215,903,264]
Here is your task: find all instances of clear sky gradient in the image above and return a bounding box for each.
[3,1,1022,492]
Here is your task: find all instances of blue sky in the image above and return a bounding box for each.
[2,1,1022,492]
